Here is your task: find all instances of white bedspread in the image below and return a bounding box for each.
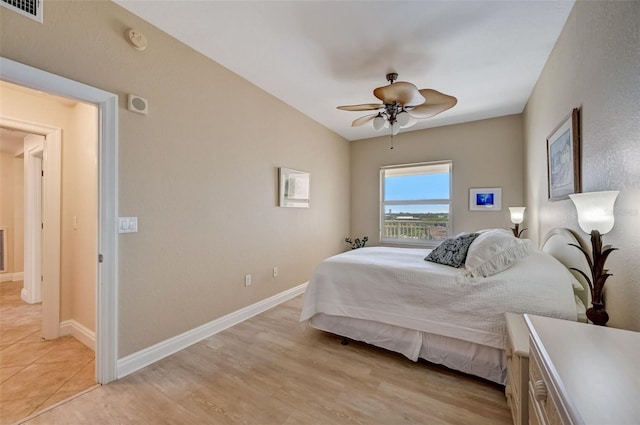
[300,247,578,350]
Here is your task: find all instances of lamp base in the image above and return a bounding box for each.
[569,230,617,327]
[511,223,527,238]
[586,303,609,326]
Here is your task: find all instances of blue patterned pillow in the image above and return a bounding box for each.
[425,232,480,268]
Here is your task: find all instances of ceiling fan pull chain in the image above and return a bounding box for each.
[390,132,394,150]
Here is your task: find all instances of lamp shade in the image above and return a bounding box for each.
[509,207,526,224]
[569,191,619,234]
[397,111,411,127]
[373,115,385,131]
[403,115,417,128]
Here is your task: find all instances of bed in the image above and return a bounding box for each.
[299,228,590,384]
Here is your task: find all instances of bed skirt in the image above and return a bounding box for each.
[307,313,507,385]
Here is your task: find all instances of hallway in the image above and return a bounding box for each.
[0,281,96,424]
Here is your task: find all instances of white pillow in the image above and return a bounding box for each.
[569,272,586,292]
[464,229,533,278]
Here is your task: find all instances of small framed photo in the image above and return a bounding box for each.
[279,167,310,208]
[469,187,502,211]
[547,108,581,201]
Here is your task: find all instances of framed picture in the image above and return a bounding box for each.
[547,108,581,201]
[279,167,310,208]
[469,187,502,211]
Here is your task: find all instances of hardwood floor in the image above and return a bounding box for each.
[20,294,511,425]
[0,281,96,424]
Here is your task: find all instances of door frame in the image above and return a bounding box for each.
[21,136,45,305]
[0,57,119,384]
[21,129,61,340]
[21,131,64,340]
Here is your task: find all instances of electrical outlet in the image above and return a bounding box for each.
[245,274,252,286]
[273,267,278,278]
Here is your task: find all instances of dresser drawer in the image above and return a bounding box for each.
[506,347,521,415]
[525,314,639,425]
[505,312,529,425]
[528,341,565,425]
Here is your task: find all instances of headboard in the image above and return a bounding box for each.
[541,228,591,310]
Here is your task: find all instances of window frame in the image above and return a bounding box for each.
[379,161,453,247]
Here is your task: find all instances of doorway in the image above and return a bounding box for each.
[0,91,98,422]
[0,56,118,384]
[21,135,44,307]
[20,131,62,339]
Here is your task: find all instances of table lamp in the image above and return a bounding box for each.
[568,191,619,326]
[509,207,526,238]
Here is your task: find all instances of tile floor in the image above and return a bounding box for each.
[0,281,96,424]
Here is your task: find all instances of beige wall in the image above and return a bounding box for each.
[1,153,13,275]
[0,151,23,276]
[12,155,24,273]
[350,115,524,242]
[64,102,99,331]
[0,84,98,332]
[1,0,350,357]
[0,152,13,274]
[523,1,640,330]
[1,152,17,275]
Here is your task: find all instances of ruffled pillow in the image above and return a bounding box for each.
[425,232,480,268]
[464,229,532,277]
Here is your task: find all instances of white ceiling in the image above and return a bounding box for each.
[0,81,78,155]
[115,0,575,141]
[0,127,28,154]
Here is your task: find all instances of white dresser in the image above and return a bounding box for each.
[524,314,640,425]
[505,312,530,425]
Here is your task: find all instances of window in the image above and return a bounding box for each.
[380,161,452,246]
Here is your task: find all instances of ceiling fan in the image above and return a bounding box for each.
[337,73,457,136]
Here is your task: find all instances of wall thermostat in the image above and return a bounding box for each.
[127,94,148,115]
[127,29,148,51]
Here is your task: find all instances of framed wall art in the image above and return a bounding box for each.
[547,108,581,201]
[469,187,502,211]
[279,167,310,208]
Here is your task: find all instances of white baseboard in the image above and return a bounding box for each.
[0,272,25,282]
[60,319,96,351]
[117,281,308,380]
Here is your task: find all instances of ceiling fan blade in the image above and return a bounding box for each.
[373,82,425,106]
[408,89,458,119]
[337,103,384,111]
[351,114,377,127]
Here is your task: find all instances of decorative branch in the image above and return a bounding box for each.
[511,223,527,238]
[569,230,617,326]
[345,236,368,250]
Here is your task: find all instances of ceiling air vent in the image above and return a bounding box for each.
[1,0,42,23]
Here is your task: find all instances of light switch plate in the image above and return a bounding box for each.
[118,217,138,233]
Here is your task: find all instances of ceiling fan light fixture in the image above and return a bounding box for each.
[337,74,457,141]
[373,114,386,131]
[403,115,417,128]
[397,110,411,127]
